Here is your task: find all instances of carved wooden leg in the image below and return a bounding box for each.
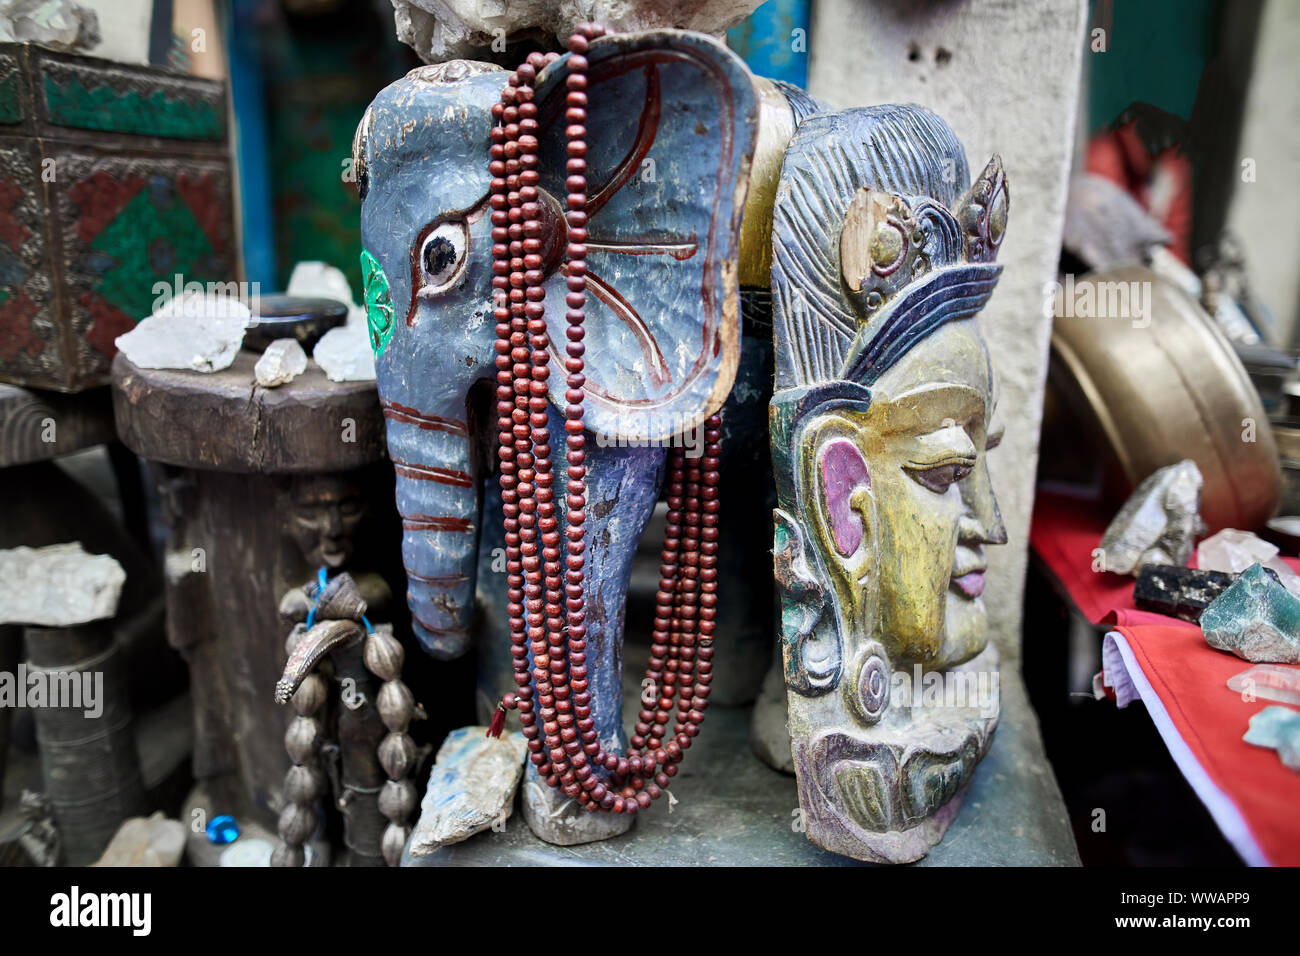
[24,622,145,864]
[0,625,19,811]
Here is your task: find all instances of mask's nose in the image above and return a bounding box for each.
[958,457,1007,546]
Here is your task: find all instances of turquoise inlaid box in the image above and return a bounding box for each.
[0,43,235,392]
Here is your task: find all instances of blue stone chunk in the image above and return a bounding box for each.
[1200,563,1300,664]
[1243,706,1300,772]
[206,814,240,845]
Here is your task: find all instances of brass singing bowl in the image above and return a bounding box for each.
[1047,265,1280,533]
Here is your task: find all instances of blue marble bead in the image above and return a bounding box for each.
[206,814,240,845]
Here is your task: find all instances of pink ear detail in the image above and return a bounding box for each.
[819,439,870,557]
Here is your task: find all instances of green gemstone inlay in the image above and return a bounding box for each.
[360,248,394,357]
[43,74,222,140]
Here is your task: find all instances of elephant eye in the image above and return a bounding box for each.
[419,220,468,294]
[904,459,974,494]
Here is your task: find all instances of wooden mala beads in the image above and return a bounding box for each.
[486,23,722,815]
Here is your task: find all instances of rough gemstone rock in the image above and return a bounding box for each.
[0,543,125,626]
[115,292,249,372]
[287,261,366,328]
[312,324,376,382]
[91,813,186,867]
[393,0,763,62]
[253,338,308,388]
[1197,528,1300,598]
[205,814,240,845]
[408,726,528,857]
[218,838,272,867]
[1134,564,1236,623]
[1201,563,1300,664]
[1098,459,1204,574]
[1242,705,1300,772]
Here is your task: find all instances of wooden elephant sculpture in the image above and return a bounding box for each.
[353,27,1010,859]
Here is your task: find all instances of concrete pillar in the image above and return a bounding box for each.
[806,0,1088,663]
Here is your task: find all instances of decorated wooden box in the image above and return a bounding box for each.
[0,43,234,392]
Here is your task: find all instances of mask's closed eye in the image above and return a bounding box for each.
[901,422,978,494]
[418,220,469,294]
[904,459,974,493]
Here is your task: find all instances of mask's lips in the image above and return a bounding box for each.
[950,570,985,598]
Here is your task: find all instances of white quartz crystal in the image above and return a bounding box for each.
[1098,460,1204,574]
[115,292,249,372]
[92,814,186,867]
[392,0,762,62]
[312,324,376,382]
[254,338,308,388]
[0,543,126,626]
[287,260,366,328]
[0,0,101,52]
[1198,528,1300,598]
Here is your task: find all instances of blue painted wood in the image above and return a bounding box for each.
[529,32,758,442]
[476,422,666,757]
[358,60,506,660]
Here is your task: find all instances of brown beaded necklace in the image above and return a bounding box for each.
[486,24,721,815]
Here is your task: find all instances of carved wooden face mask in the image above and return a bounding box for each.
[769,105,1009,863]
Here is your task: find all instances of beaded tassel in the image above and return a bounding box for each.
[272,623,327,867]
[366,623,418,866]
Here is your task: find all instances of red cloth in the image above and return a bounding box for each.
[1032,489,1300,866]
[1106,624,1300,866]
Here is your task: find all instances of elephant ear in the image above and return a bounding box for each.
[532,31,758,442]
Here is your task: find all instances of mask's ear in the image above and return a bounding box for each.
[802,415,876,592]
[531,31,759,442]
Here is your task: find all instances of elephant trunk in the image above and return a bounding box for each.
[381,395,479,659]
